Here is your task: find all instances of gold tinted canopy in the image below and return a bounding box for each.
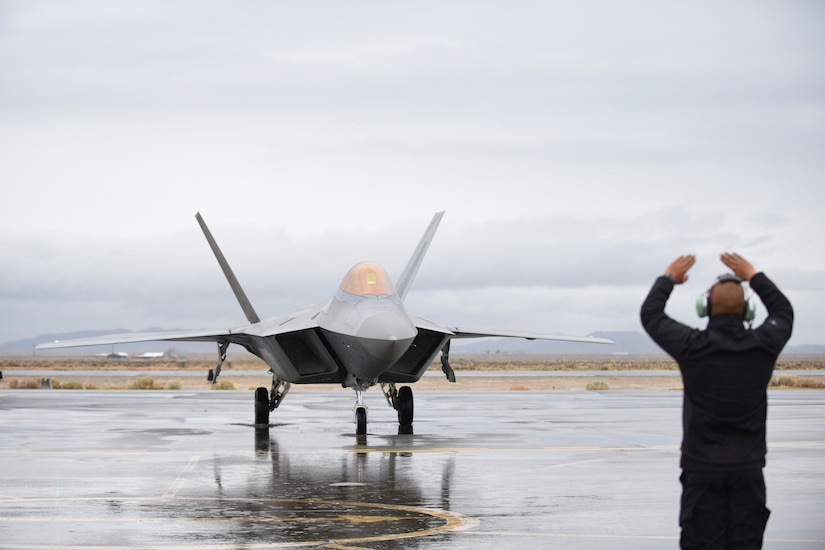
[339,261,396,297]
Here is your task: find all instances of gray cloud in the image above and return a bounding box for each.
[1,1,823,344]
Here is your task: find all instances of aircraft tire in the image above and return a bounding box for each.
[254,387,270,425]
[398,386,414,427]
[207,369,214,382]
[355,406,367,435]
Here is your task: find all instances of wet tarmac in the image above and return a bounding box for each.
[1,389,823,549]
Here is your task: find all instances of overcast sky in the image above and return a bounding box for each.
[2,1,824,347]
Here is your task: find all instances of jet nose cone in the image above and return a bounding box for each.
[357,311,418,362]
[358,312,418,376]
[321,299,420,381]
[358,310,418,342]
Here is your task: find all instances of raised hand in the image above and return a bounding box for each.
[664,254,696,284]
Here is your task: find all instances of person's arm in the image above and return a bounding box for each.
[640,255,696,357]
[721,252,793,351]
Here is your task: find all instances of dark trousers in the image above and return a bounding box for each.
[679,469,770,549]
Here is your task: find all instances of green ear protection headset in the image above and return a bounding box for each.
[696,273,757,322]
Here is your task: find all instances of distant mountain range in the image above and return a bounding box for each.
[3,329,824,356]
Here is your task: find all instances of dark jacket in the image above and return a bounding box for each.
[640,272,793,470]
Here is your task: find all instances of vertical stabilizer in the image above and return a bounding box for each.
[396,211,444,303]
[195,212,261,324]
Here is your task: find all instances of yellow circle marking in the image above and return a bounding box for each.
[0,496,478,549]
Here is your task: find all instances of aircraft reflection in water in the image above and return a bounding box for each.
[38,211,611,434]
[196,428,460,546]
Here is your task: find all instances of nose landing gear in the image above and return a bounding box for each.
[353,385,369,435]
[349,381,416,435]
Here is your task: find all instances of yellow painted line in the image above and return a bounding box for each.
[464,530,679,541]
[0,450,152,455]
[0,497,156,504]
[770,440,825,448]
[311,499,479,545]
[462,531,825,544]
[345,445,681,454]
[542,458,607,469]
[161,455,200,500]
[345,446,491,454]
[541,444,679,451]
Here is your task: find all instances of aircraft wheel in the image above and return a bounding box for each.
[355,406,367,435]
[398,386,414,427]
[254,387,270,425]
[207,369,214,382]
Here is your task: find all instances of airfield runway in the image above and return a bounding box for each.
[1,389,823,549]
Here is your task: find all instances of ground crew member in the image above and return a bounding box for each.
[640,252,793,549]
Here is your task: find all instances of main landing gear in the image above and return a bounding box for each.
[254,372,291,426]
[381,382,414,435]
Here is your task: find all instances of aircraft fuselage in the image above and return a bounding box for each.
[319,261,421,383]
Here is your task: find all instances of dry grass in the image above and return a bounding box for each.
[6,378,42,389]
[212,379,237,390]
[128,376,165,390]
[770,374,825,389]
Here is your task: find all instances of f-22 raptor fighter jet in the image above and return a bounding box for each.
[38,212,612,434]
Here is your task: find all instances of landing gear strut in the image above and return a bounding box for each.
[441,341,456,383]
[207,341,229,383]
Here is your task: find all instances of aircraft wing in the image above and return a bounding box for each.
[449,327,614,344]
[35,306,325,350]
[35,328,236,349]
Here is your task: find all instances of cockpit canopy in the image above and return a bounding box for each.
[338,261,397,299]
